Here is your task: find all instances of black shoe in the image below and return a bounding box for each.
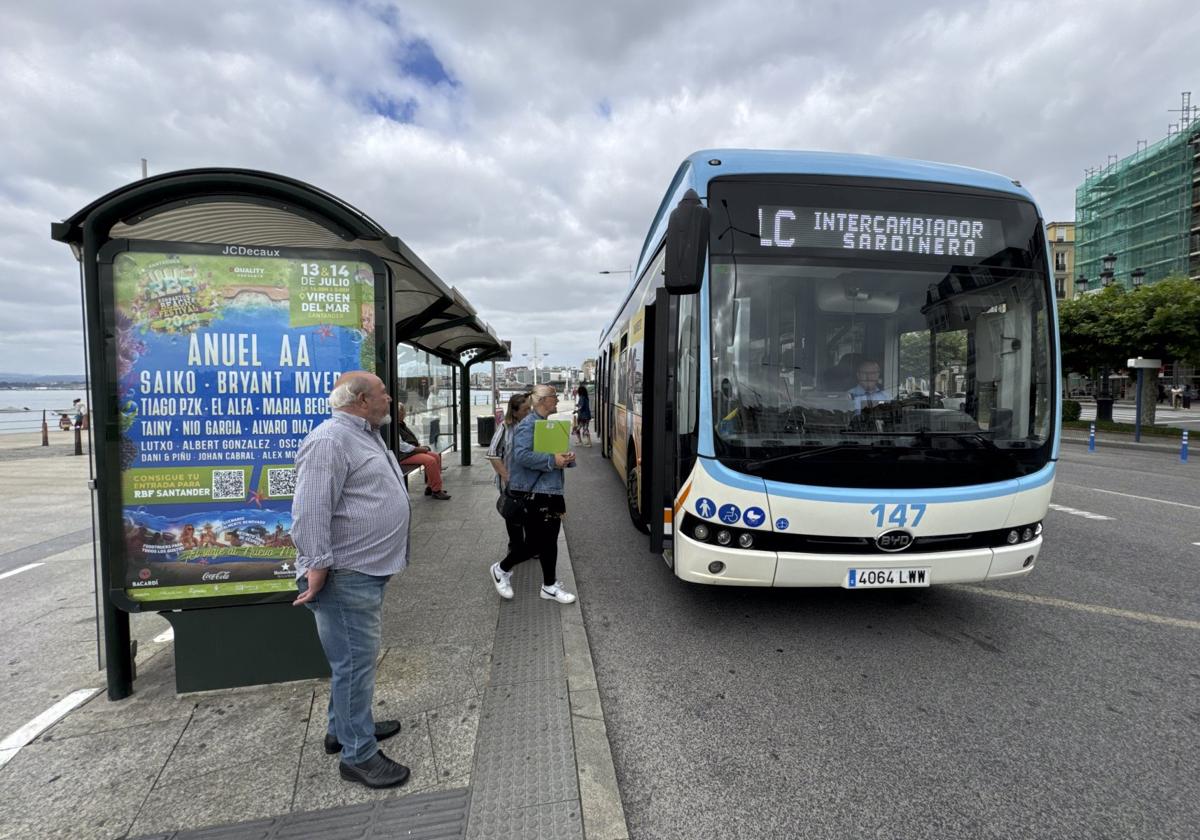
[324,719,402,755]
[338,749,410,789]
[430,490,451,500]
[424,486,433,495]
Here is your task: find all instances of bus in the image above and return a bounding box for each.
[596,149,1058,588]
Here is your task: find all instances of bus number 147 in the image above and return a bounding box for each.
[869,503,926,528]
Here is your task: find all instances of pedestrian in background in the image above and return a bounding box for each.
[396,403,451,499]
[486,391,531,554]
[572,383,592,447]
[292,370,410,790]
[489,383,577,604]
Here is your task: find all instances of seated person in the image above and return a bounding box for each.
[848,360,893,411]
[396,404,451,500]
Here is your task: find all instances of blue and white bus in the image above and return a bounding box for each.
[596,149,1058,588]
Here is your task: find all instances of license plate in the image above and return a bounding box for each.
[844,567,930,588]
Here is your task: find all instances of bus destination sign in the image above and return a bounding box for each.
[757,206,1005,258]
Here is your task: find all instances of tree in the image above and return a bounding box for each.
[1057,286,1129,378]
[1058,275,1200,426]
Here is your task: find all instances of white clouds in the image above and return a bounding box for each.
[1,0,1198,372]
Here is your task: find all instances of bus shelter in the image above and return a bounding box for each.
[52,168,506,698]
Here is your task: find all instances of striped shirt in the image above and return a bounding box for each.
[292,411,411,577]
[485,421,515,492]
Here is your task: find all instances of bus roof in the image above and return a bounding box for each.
[683,149,1032,200]
[601,149,1038,345]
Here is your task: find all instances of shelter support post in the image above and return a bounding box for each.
[460,359,473,466]
[83,221,134,700]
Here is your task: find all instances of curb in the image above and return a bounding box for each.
[1060,434,1184,455]
[556,529,630,840]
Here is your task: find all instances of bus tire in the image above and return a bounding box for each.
[626,451,648,534]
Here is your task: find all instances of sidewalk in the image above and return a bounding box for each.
[0,432,627,840]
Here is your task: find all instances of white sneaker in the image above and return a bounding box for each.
[539,581,576,604]
[490,562,513,600]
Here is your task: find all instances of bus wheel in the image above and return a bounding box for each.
[626,456,648,534]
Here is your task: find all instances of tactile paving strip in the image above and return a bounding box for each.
[489,561,565,686]
[465,563,583,840]
[129,787,469,839]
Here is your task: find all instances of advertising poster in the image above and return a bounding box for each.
[110,245,378,603]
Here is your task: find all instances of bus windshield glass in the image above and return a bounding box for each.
[708,177,1055,489]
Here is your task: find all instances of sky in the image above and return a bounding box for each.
[2,0,1198,375]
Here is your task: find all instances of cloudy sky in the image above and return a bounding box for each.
[2,0,1197,374]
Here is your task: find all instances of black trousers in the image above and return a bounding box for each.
[499,496,562,586]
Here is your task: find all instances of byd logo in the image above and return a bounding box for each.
[875,529,914,552]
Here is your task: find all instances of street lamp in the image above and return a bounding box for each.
[599,267,633,277]
[1131,267,1146,289]
[1100,252,1116,287]
[522,352,548,385]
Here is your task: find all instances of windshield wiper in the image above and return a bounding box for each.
[744,444,865,469]
[918,431,999,448]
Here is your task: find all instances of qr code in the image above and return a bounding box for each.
[267,467,296,498]
[211,469,246,501]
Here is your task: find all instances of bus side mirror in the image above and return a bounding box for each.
[665,189,709,294]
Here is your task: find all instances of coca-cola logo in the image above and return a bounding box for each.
[139,568,151,580]
[201,571,232,581]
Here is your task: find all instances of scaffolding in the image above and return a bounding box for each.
[1075,94,1200,288]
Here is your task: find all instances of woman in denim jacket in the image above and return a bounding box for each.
[489,384,577,603]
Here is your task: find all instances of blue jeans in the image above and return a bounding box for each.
[298,569,390,764]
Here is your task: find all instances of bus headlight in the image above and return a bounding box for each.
[1035,522,1043,536]
[1021,527,1034,542]
[716,530,732,546]
[1006,530,1020,545]
[694,523,709,541]
[737,533,754,549]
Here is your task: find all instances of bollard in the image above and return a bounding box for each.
[74,425,83,456]
[41,409,49,447]
[1088,423,1095,452]
[1183,429,1189,463]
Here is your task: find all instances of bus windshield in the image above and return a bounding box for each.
[708,178,1055,489]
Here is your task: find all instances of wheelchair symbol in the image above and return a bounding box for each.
[718,504,741,524]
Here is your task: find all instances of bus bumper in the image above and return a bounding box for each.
[673,533,1042,587]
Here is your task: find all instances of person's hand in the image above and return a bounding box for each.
[416,445,431,454]
[554,451,576,468]
[292,568,328,606]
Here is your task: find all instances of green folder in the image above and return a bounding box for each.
[533,419,570,454]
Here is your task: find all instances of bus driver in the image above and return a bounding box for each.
[848,359,892,411]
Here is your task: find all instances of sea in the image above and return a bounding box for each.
[0,388,90,435]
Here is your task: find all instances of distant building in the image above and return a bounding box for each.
[506,366,534,386]
[1046,222,1076,299]
[1075,97,1200,290]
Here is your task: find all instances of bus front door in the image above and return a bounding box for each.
[645,287,679,555]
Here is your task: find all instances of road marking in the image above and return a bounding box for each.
[0,688,100,770]
[0,563,44,580]
[951,585,1200,631]
[1047,503,1112,521]
[154,627,175,644]
[1059,484,1200,511]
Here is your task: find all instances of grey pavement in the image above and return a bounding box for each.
[0,429,627,840]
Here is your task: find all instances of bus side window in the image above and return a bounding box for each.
[632,345,643,415]
[617,336,628,407]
